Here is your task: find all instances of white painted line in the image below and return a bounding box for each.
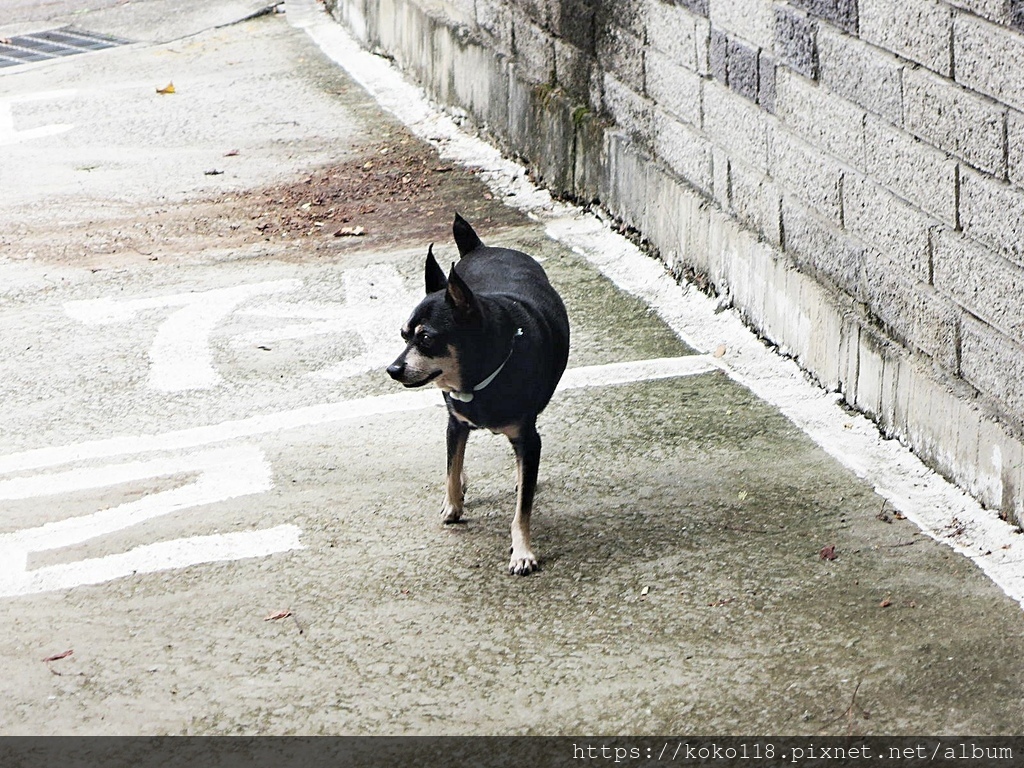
[0,89,77,146]
[558,355,718,390]
[0,357,714,474]
[232,264,421,381]
[0,445,287,598]
[0,526,303,599]
[0,446,272,551]
[65,280,302,392]
[287,0,1024,608]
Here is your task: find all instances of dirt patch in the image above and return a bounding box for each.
[240,134,525,255]
[5,128,525,270]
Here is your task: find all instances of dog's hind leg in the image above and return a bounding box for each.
[442,415,470,523]
[507,421,541,575]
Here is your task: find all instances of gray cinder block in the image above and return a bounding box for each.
[959,168,1024,266]
[816,25,903,125]
[903,67,1007,177]
[933,228,1024,344]
[863,116,958,228]
[954,12,1024,113]
[860,0,952,76]
[774,3,818,79]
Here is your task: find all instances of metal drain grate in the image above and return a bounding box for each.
[0,27,132,69]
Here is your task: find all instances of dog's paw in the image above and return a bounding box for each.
[441,500,464,524]
[441,472,468,524]
[508,548,539,576]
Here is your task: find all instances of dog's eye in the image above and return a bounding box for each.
[418,332,434,349]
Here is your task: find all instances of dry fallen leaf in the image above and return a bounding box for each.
[224,149,240,157]
[819,544,837,561]
[264,610,293,621]
[713,344,727,358]
[156,82,176,95]
[880,597,892,608]
[42,649,73,662]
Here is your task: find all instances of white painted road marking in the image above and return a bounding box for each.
[0,445,292,598]
[65,280,302,391]
[64,266,421,391]
[0,526,303,599]
[0,90,77,146]
[0,356,717,476]
[0,355,714,598]
[234,264,420,380]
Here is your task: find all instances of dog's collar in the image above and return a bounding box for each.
[449,328,523,403]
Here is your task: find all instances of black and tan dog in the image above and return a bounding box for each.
[387,214,570,575]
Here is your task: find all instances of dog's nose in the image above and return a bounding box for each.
[386,360,405,380]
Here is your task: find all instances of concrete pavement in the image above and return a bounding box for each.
[2,0,1024,735]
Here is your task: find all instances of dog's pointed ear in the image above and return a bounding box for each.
[445,265,481,324]
[452,213,483,257]
[425,244,447,294]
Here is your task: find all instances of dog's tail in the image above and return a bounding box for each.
[453,213,483,257]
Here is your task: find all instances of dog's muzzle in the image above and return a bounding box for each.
[387,357,441,388]
[386,359,406,381]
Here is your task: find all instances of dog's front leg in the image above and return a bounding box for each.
[508,422,541,575]
[442,415,470,523]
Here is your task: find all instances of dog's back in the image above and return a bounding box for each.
[452,217,570,415]
[454,222,569,417]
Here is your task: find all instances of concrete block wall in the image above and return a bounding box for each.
[326,0,1024,524]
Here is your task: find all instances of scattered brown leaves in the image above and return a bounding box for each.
[243,135,521,250]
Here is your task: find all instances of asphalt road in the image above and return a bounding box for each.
[2,0,1024,736]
